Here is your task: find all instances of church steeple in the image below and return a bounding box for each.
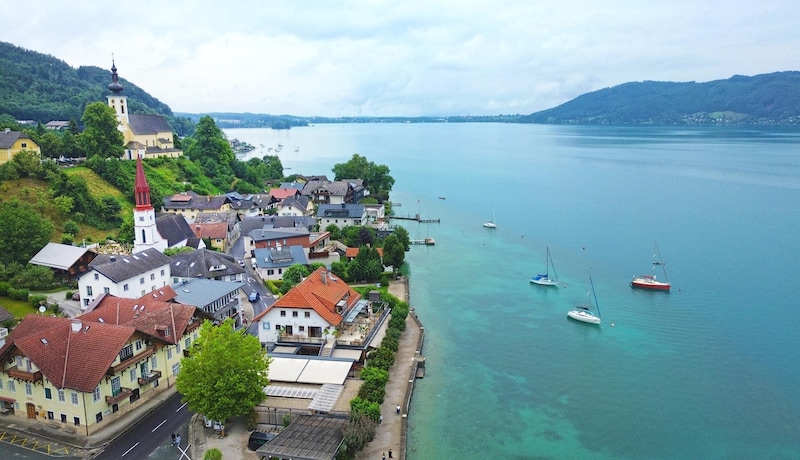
[108,59,124,93]
[134,155,152,210]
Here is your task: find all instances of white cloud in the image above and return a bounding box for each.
[2,0,798,116]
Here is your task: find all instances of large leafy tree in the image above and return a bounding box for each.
[175,318,270,431]
[0,199,54,265]
[381,235,405,278]
[186,117,235,186]
[332,154,395,203]
[79,102,124,159]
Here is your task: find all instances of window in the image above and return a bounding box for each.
[176,343,181,353]
[58,389,65,402]
[94,273,99,280]
[119,344,133,362]
[21,142,28,148]
[15,356,22,367]
[74,416,80,426]
[61,414,67,423]
[8,380,15,392]
[92,386,101,403]
[45,388,52,399]
[96,412,103,423]
[167,348,173,360]
[151,355,157,369]
[280,311,286,317]
[124,284,129,292]
[111,376,121,396]
[135,340,143,351]
[104,287,110,294]
[25,382,32,396]
[150,274,155,281]
[71,392,78,405]
[160,269,165,276]
[267,269,274,276]
[140,277,145,285]
[292,311,298,318]
[305,312,311,318]
[185,338,191,349]
[86,286,93,296]
[0,380,3,390]
[130,368,137,383]
[299,326,305,332]
[172,363,180,376]
[47,411,54,420]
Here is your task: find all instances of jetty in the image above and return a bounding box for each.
[411,238,435,246]
[393,214,440,223]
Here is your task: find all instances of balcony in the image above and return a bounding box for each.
[107,346,156,375]
[137,371,162,386]
[278,334,325,344]
[105,387,133,404]
[6,366,43,383]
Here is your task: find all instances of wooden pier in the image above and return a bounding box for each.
[393,214,440,223]
[411,238,436,246]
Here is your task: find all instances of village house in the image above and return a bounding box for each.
[0,128,41,165]
[161,191,232,223]
[169,249,246,284]
[170,278,245,329]
[316,203,367,230]
[0,293,211,436]
[28,243,98,280]
[252,245,308,281]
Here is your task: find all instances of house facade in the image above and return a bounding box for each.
[29,243,97,280]
[0,296,209,436]
[171,278,245,329]
[253,267,361,346]
[77,248,172,309]
[0,128,41,165]
[316,203,366,230]
[161,191,231,223]
[170,249,245,284]
[252,245,308,281]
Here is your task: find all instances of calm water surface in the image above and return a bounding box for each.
[227,124,800,459]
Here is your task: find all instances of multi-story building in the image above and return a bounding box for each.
[76,248,172,309]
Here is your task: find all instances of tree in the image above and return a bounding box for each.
[11,149,42,180]
[392,226,411,251]
[332,154,395,203]
[0,199,54,265]
[281,264,310,293]
[175,318,270,432]
[79,102,124,159]
[381,235,405,278]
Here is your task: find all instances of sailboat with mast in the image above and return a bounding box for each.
[530,246,560,286]
[567,274,602,325]
[630,242,671,291]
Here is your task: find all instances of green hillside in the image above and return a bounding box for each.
[0,41,192,135]
[520,72,800,125]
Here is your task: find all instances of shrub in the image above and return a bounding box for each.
[8,287,29,301]
[0,281,10,296]
[203,448,222,460]
[65,291,74,300]
[245,408,258,431]
[28,294,48,308]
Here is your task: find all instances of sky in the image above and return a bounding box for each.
[3,1,799,117]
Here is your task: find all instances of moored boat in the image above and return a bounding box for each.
[631,242,671,291]
[567,274,602,325]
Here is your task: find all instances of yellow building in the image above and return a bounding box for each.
[106,61,183,160]
[0,128,41,165]
[0,289,212,436]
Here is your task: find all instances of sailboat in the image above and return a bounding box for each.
[483,208,497,228]
[630,242,671,291]
[530,246,560,286]
[567,274,602,325]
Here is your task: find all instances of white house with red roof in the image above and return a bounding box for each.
[252,267,362,346]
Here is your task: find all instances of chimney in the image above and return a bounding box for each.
[3,128,10,134]
[321,270,327,285]
[70,320,82,333]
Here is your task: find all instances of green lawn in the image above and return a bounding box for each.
[0,296,37,319]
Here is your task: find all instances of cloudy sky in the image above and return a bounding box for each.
[3,1,798,117]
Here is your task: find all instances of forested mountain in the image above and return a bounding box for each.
[520,72,800,125]
[0,42,192,134]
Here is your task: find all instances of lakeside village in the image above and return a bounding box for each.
[0,63,431,459]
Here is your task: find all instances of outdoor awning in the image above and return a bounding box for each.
[331,348,363,360]
[343,300,368,323]
[0,396,16,403]
[367,318,389,349]
[268,356,353,385]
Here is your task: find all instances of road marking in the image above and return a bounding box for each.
[177,443,192,459]
[152,419,167,432]
[177,402,188,411]
[121,442,139,457]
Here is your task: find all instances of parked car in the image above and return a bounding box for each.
[247,430,275,451]
[71,292,80,301]
[238,258,245,267]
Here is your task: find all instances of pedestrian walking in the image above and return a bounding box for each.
[171,433,176,445]
[396,404,401,414]
[379,414,383,424]
[175,433,182,446]
[389,448,393,458]
[382,453,386,460]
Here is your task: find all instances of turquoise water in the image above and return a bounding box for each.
[227,124,800,459]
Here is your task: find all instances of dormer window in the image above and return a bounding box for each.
[119,344,133,362]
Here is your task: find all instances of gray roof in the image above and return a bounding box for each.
[281,195,310,212]
[163,191,230,211]
[170,249,245,279]
[29,243,95,270]
[128,114,173,135]
[156,214,197,247]
[249,227,310,242]
[88,248,172,283]
[171,278,243,309]
[253,245,308,269]
[279,182,305,191]
[0,306,13,323]
[256,415,346,460]
[0,130,31,149]
[316,203,365,219]
[302,180,350,198]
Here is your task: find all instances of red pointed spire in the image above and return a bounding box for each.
[134,155,152,210]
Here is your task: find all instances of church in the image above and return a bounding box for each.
[106,61,183,160]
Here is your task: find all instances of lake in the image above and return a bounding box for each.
[226,123,800,459]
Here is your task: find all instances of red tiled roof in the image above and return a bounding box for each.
[264,267,359,326]
[345,247,384,258]
[192,222,228,239]
[270,188,299,200]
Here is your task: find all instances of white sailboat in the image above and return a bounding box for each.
[567,274,602,325]
[630,242,671,291]
[483,208,497,228]
[530,246,560,286]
